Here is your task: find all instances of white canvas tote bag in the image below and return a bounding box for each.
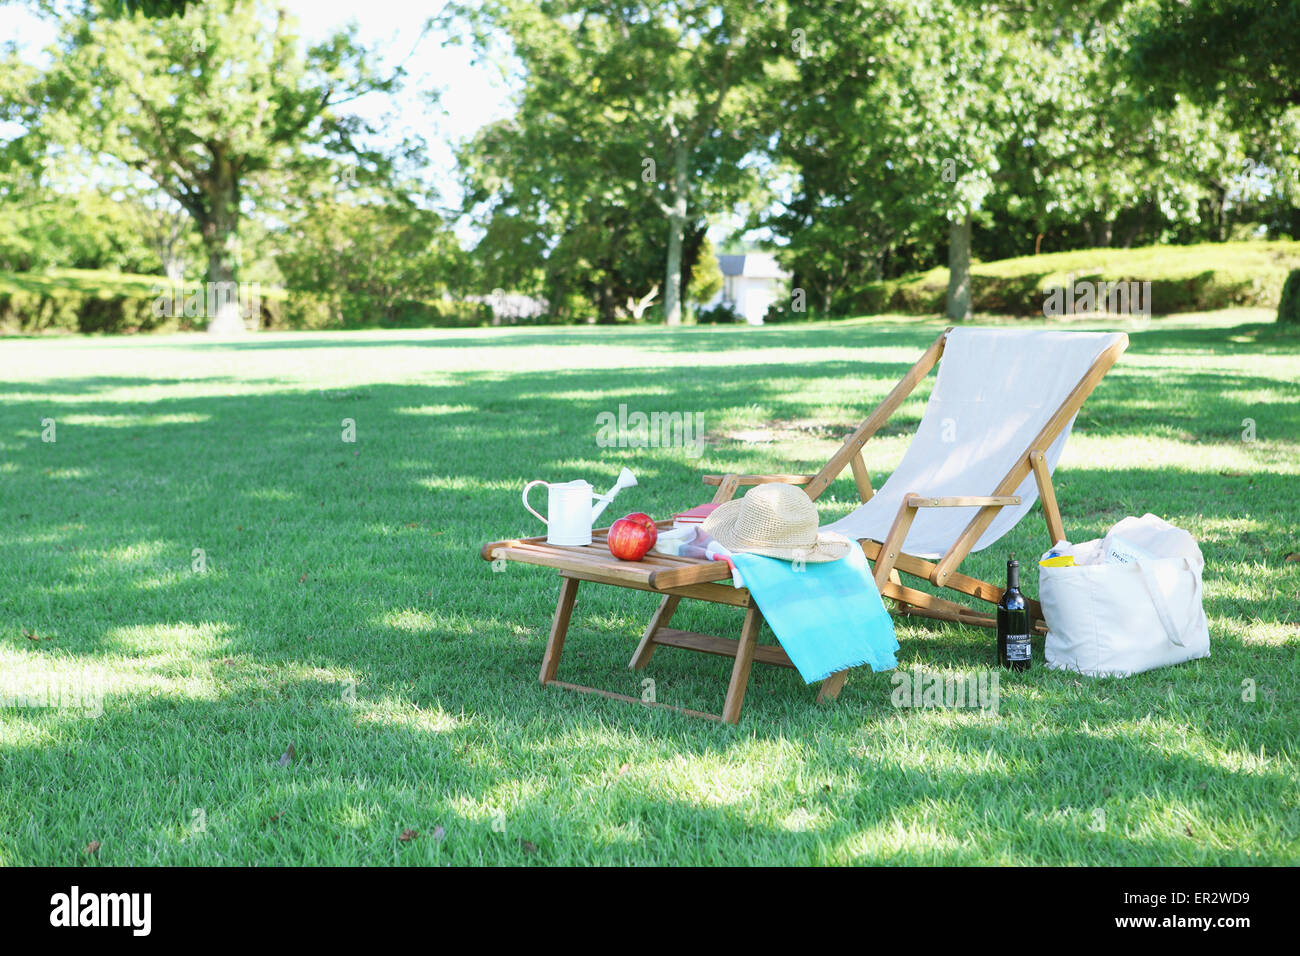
[1040,514,1210,677]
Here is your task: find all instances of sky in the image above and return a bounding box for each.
[0,0,516,207]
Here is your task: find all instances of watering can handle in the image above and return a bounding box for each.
[522,480,549,525]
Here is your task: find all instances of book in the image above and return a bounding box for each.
[672,503,720,528]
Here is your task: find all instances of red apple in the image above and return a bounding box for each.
[607,512,658,561]
[622,512,656,532]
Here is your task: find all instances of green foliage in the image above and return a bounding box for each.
[687,238,724,305]
[0,287,160,334]
[108,0,196,16]
[449,0,777,323]
[4,0,1298,331]
[694,301,742,324]
[0,190,149,274]
[9,0,407,291]
[277,200,466,328]
[0,145,181,274]
[0,269,283,334]
[0,265,491,333]
[278,292,490,331]
[13,241,1293,333]
[1128,0,1300,121]
[761,299,819,324]
[756,0,1299,309]
[1278,269,1300,324]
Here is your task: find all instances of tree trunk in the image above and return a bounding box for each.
[681,224,705,309]
[596,272,617,324]
[1213,187,1228,242]
[945,212,972,321]
[1099,218,1114,247]
[1121,203,1148,248]
[662,140,690,326]
[201,175,245,335]
[154,208,188,282]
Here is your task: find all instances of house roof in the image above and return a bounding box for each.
[717,252,788,279]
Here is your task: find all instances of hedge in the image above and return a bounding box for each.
[279,293,492,330]
[1279,269,1300,324]
[839,268,1281,318]
[0,278,492,334]
[0,286,199,334]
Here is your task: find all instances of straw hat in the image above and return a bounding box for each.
[703,483,851,563]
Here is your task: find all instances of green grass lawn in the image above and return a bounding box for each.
[1,309,1297,865]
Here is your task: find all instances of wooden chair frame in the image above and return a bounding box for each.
[484,326,1126,723]
[701,326,1128,698]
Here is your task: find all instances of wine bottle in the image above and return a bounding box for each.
[996,556,1031,671]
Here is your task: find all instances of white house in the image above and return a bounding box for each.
[706,252,790,325]
[465,289,548,324]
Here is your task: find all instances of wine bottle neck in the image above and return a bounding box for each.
[1007,563,1020,590]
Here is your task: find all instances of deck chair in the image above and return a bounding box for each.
[703,326,1128,699]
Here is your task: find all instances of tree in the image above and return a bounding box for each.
[277,196,461,326]
[7,0,403,332]
[1124,1,1300,244]
[451,0,778,324]
[984,6,1242,254]
[96,175,202,280]
[460,112,688,323]
[763,0,1270,315]
[766,0,1030,319]
[687,236,723,306]
[1128,0,1300,121]
[0,148,162,273]
[111,0,197,15]
[762,1,928,310]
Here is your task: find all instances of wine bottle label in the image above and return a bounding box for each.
[1006,636,1030,660]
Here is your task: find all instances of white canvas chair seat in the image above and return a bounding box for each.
[822,328,1127,558]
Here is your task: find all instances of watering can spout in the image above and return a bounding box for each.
[591,467,637,522]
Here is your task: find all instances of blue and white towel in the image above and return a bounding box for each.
[730,546,898,683]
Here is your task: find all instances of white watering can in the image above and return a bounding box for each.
[522,468,637,546]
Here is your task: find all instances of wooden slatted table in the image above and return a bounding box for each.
[481,521,797,723]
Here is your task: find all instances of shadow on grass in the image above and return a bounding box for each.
[9,656,1293,864]
[2,318,1297,863]
[5,318,1298,650]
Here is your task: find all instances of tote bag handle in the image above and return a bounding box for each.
[1137,558,1199,648]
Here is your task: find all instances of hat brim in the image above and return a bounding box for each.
[702,496,853,563]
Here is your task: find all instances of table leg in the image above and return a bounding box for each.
[628,594,681,670]
[721,604,763,724]
[540,575,579,685]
